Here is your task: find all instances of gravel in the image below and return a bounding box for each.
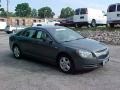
[78,30,120,45]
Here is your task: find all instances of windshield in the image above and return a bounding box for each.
[49,27,84,42]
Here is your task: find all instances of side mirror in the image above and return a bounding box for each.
[49,39,53,45]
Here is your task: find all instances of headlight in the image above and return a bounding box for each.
[77,49,94,59]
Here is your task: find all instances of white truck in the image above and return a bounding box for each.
[107,3,120,27]
[73,8,107,27]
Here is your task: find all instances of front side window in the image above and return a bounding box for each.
[117,4,120,11]
[108,5,116,12]
[36,31,42,39]
[75,9,80,15]
[35,30,51,41]
[22,30,36,38]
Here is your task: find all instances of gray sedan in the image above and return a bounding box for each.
[9,26,109,73]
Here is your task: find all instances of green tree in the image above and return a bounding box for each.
[38,7,55,18]
[31,9,37,18]
[15,3,31,17]
[0,8,7,17]
[60,7,74,18]
[8,12,16,17]
[0,8,15,17]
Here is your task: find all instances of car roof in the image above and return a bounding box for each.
[32,26,65,31]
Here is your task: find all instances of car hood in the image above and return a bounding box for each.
[62,38,107,52]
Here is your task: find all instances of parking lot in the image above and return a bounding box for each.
[0,31,120,90]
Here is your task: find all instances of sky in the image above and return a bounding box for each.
[1,0,120,17]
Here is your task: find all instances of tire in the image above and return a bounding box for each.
[13,45,22,59]
[74,23,78,28]
[6,31,10,34]
[91,19,96,27]
[78,25,82,28]
[109,23,114,28]
[57,55,75,73]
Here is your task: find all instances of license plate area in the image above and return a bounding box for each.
[102,59,109,66]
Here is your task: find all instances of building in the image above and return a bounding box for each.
[0,17,44,26]
[0,17,64,26]
[8,17,44,26]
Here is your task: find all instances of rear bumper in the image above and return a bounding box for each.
[5,30,13,34]
[75,22,89,25]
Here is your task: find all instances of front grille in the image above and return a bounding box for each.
[95,48,109,59]
[98,52,109,59]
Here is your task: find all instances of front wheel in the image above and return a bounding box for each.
[13,46,22,59]
[91,20,96,27]
[109,23,114,28]
[58,55,75,73]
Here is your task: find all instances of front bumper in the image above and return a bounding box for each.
[73,55,110,71]
[107,20,120,24]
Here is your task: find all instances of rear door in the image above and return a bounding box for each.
[107,4,117,21]
[98,11,107,24]
[74,8,88,23]
[19,29,36,55]
[79,8,88,22]
[116,4,120,20]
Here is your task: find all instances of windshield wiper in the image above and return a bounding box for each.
[63,37,85,42]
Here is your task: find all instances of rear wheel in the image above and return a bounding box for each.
[91,19,96,27]
[109,23,114,28]
[13,46,22,59]
[74,23,78,28]
[58,55,75,73]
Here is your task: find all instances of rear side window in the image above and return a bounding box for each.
[108,5,116,12]
[80,8,87,14]
[6,25,10,30]
[22,30,36,38]
[117,4,120,11]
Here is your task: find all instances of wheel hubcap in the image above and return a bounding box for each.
[13,47,20,58]
[59,57,71,72]
[92,21,96,27]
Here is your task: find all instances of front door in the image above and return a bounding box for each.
[32,30,58,62]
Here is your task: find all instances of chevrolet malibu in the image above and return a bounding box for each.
[9,26,109,73]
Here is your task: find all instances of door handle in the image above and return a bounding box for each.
[54,46,58,49]
[80,16,84,19]
[117,14,120,17]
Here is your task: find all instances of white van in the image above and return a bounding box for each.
[107,3,120,27]
[4,25,25,34]
[0,22,7,30]
[73,8,107,27]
